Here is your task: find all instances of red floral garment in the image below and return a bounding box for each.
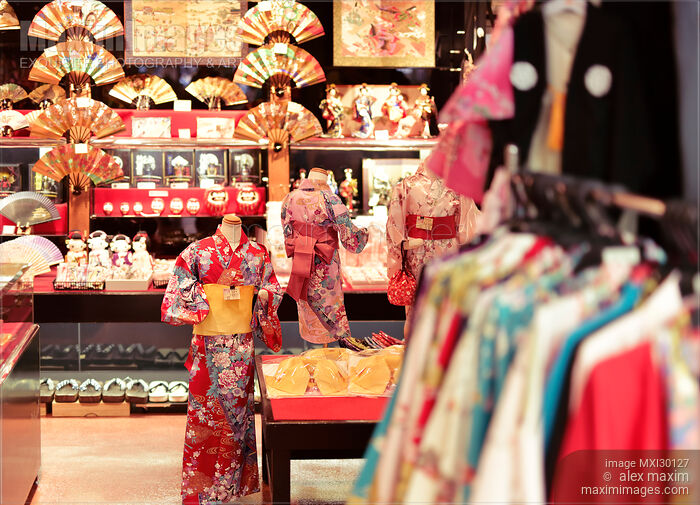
[161,228,283,504]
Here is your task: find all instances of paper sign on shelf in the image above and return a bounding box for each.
[374,130,390,141]
[170,182,189,189]
[111,182,129,189]
[178,129,191,139]
[74,143,89,154]
[174,100,192,111]
[273,43,288,54]
[148,190,169,197]
[137,182,157,189]
[2,225,17,235]
[199,179,216,189]
[76,96,91,108]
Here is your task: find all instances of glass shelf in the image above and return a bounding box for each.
[90,137,262,149]
[0,138,65,148]
[290,137,438,152]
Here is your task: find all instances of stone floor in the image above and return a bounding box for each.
[31,414,362,505]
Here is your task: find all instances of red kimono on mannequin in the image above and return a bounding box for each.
[161,228,283,504]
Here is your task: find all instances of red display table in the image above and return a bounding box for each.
[256,355,386,504]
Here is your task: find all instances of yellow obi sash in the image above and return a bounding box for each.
[193,284,255,336]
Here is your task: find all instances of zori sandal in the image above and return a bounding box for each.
[102,378,127,403]
[148,381,169,403]
[125,378,149,404]
[54,379,80,402]
[78,379,103,403]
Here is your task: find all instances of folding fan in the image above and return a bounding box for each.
[29,0,124,41]
[237,0,325,46]
[234,101,321,149]
[185,77,248,111]
[11,235,63,265]
[0,191,61,228]
[109,74,177,110]
[28,84,67,108]
[30,97,124,143]
[29,40,125,87]
[0,110,29,136]
[0,241,51,277]
[0,1,19,31]
[233,44,325,90]
[32,143,123,192]
[0,84,28,108]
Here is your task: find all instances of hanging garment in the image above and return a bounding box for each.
[281,178,368,343]
[489,3,678,198]
[161,228,283,504]
[386,163,479,282]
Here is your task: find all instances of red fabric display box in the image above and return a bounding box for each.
[92,187,266,217]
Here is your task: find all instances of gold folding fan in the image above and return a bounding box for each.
[33,143,123,193]
[0,110,29,136]
[109,74,177,110]
[185,77,247,111]
[0,1,19,31]
[233,44,325,90]
[237,0,325,46]
[234,101,321,150]
[28,84,67,108]
[29,40,125,88]
[0,83,27,109]
[29,0,124,41]
[30,97,124,143]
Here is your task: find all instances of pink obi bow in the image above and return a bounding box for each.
[285,222,339,301]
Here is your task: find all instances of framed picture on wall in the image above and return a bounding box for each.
[124,0,248,67]
[333,0,435,67]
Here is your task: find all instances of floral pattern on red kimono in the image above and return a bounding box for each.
[161,228,283,504]
[281,178,369,343]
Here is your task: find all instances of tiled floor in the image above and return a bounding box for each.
[31,414,362,505]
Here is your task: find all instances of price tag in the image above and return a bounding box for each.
[174,100,192,111]
[416,216,434,230]
[2,225,16,235]
[199,179,216,189]
[137,182,157,189]
[170,182,189,189]
[258,0,272,11]
[76,96,91,108]
[602,246,641,267]
[148,190,169,197]
[74,143,89,154]
[178,128,191,139]
[111,182,130,189]
[223,286,241,300]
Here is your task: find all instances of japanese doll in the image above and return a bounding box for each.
[381,82,409,137]
[65,231,88,266]
[281,168,369,344]
[352,84,376,139]
[87,230,111,268]
[161,225,283,504]
[320,84,345,138]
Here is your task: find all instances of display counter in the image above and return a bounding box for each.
[0,264,41,505]
[255,355,386,504]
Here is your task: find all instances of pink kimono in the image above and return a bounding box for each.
[281,178,369,343]
[387,164,479,281]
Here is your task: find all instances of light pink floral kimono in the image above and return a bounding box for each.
[387,163,480,281]
[281,178,369,343]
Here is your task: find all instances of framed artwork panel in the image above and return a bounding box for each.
[333,0,435,68]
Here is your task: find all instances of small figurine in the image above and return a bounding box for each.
[131,232,153,276]
[110,234,133,268]
[412,84,439,138]
[339,168,359,212]
[87,230,111,268]
[352,83,376,139]
[319,84,345,138]
[327,171,339,195]
[65,230,88,266]
[381,83,409,137]
[292,168,307,190]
